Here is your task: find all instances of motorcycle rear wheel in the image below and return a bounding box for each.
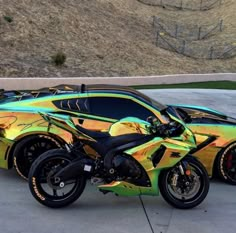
[28,149,86,208]
[159,158,209,209]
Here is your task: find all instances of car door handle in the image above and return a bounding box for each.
[78,118,84,124]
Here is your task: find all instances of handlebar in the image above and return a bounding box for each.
[148,121,183,138]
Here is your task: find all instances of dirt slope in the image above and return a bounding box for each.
[0,0,235,77]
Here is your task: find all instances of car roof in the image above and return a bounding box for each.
[86,84,152,103]
[0,84,153,105]
[39,84,151,100]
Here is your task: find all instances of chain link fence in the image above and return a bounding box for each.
[138,0,222,11]
[155,32,236,59]
[153,16,223,41]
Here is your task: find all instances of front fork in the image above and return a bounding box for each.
[171,161,190,187]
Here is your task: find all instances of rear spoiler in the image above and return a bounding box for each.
[0,90,22,100]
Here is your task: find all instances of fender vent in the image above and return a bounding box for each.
[152,146,166,167]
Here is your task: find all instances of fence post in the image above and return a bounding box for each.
[198,26,202,40]
[160,0,163,7]
[219,19,223,32]
[152,16,156,28]
[154,17,161,35]
[181,40,186,54]
[200,0,203,10]
[156,31,159,47]
[209,46,214,59]
[180,0,183,9]
[175,24,178,38]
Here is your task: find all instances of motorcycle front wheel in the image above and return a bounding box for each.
[159,158,209,209]
[28,149,86,208]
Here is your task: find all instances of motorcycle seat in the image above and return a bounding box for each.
[75,124,110,139]
[86,133,153,156]
[75,123,153,156]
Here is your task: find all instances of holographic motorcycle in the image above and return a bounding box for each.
[28,108,209,209]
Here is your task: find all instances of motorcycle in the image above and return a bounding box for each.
[28,107,209,209]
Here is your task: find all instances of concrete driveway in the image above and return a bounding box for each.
[0,171,235,233]
[141,89,236,118]
[0,89,236,233]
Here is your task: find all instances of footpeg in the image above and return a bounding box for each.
[99,189,110,195]
[91,177,104,185]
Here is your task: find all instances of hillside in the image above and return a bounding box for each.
[0,0,236,77]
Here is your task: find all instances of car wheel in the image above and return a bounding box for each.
[217,142,236,185]
[13,135,61,180]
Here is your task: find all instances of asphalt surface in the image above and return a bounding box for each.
[0,89,236,233]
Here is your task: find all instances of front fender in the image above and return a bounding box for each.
[181,154,199,163]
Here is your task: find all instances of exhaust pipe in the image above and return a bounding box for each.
[54,158,94,181]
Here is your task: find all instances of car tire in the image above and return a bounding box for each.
[13,135,61,180]
[217,142,236,185]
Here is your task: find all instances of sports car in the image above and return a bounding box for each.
[0,84,235,184]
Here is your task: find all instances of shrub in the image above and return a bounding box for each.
[51,51,66,66]
[3,16,13,23]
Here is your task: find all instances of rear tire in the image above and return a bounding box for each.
[13,135,61,179]
[159,158,209,209]
[28,149,86,208]
[217,142,236,185]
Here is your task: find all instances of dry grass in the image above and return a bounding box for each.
[0,0,235,77]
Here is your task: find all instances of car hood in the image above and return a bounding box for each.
[169,104,236,125]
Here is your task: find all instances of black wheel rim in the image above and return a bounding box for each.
[222,146,236,182]
[34,157,81,201]
[165,162,205,204]
[17,138,58,177]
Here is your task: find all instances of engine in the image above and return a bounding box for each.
[112,154,142,179]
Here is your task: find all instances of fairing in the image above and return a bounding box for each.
[98,130,194,196]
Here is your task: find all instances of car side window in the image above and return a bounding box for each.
[53,98,89,113]
[88,97,155,120]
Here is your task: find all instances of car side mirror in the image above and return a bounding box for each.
[147,116,160,126]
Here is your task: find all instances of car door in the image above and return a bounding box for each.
[86,94,158,131]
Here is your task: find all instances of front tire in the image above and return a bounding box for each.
[159,158,209,209]
[217,142,236,185]
[28,149,86,208]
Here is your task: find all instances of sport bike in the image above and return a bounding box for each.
[28,107,209,209]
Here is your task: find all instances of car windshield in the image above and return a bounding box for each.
[150,98,167,111]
